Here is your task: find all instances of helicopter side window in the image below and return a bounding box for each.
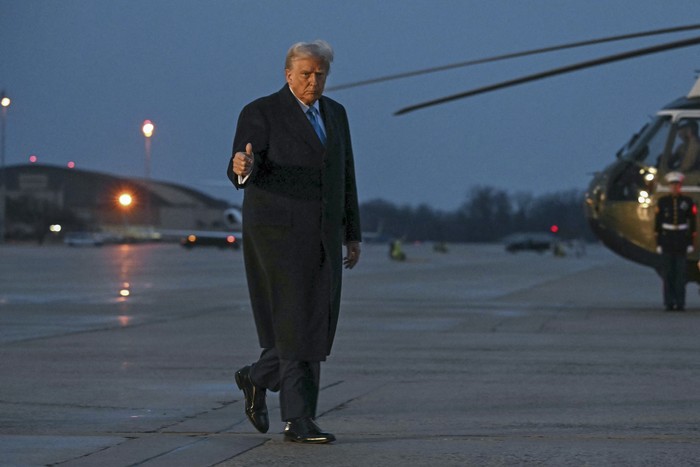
[620,117,670,166]
[616,123,647,159]
[669,119,700,173]
[608,117,670,202]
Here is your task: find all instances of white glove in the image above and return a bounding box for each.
[688,245,695,254]
[656,246,662,254]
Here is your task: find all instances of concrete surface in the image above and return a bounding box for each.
[1,242,700,466]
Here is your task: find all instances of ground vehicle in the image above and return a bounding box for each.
[64,232,104,247]
[503,233,555,253]
[180,233,240,250]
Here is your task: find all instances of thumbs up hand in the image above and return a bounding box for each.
[233,143,254,177]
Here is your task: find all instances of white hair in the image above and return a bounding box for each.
[285,40,334,72]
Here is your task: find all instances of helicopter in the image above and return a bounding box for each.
[585,82,700,282]
[327,24,700,282]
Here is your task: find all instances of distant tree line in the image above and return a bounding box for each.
[6,185,595,245]
[359,186,595,243]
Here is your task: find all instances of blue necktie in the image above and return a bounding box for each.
[306,107,326,146]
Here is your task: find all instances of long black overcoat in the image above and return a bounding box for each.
[226,85,361,361]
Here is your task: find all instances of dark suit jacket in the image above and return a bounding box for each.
[227,85,361,361]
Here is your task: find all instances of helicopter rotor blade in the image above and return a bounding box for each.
[327,23,700,92]
[395,34,700,115]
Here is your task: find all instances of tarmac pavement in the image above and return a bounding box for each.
[1,242,700,466]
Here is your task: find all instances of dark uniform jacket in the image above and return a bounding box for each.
[226,85,361,361]
[655,194,697,255]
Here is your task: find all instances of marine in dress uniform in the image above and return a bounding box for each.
[654,171,697,311]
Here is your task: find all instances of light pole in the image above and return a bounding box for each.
[0,91,11,245]
[141,119,154,233]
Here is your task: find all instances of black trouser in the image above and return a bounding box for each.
[661,253,687,308]
[249,347,321,421]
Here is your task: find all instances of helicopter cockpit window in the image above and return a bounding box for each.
[620,116,669,163]
[668,119,700,173]
[607,117,671,202]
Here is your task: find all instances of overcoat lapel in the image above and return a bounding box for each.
[278,86,326,154]
[319,98,337,153]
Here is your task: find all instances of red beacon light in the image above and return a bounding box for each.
[550,225,559,234]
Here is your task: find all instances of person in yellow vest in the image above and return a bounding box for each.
[655,171,697,311]
[389,238,406,261]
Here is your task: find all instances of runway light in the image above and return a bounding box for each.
[0,96,10,108]
[49,224,62,233]
[118,282,131,301]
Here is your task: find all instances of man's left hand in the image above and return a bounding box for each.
[344,242,361,269]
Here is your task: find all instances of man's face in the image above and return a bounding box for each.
[286,57,327,106]
[671,181,682,195]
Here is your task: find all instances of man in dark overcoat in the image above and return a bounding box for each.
[227,40,361,444]
[655,171,696,311]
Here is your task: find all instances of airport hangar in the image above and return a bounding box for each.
[3,163,236,241]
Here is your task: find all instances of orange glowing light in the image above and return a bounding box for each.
[118,193,133,207]
[227,235,236,243]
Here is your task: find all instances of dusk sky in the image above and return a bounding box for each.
[2,1,700,210]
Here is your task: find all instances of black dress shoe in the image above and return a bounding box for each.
[235,365,269,433]
[284,417,336,444]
